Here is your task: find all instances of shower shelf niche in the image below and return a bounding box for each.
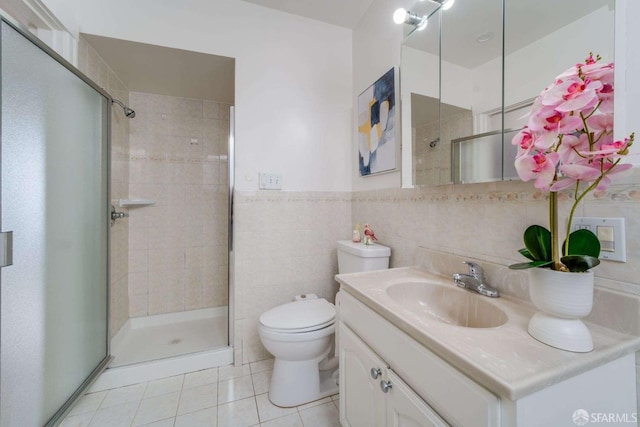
[119,199,156,208]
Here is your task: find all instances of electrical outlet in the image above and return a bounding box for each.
[258,172,283,190]
[571,217,626,262]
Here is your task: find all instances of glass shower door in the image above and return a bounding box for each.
[0,20,109,426]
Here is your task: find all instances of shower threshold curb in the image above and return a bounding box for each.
[89,346,233,392]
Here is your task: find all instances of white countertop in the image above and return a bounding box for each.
[335,267,640,400]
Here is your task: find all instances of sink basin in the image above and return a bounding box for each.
[386,282,508,328]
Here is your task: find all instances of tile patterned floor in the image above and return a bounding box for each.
[61,359,340,427]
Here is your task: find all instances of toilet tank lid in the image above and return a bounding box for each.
[337,240,390,257]
[260,299,335,330]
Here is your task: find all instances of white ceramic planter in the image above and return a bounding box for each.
[528,268,594,353]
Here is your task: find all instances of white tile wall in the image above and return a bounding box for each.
[127,92,231,317]
[233,192,352,363]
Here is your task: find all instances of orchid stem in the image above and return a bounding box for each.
[550,189,561,271]
[563,158,621,257]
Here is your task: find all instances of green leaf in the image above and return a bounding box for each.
[523,225,551,262]
[561,255,601,272]
[518,248,536,261]
[562,229,601,258]
[508,260,554,270]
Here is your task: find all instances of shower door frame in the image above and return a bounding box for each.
[0,15,113,426]
[228,106,235,363]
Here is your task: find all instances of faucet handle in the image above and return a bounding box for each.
[463,261,484,280]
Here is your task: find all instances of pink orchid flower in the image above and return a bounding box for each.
[581,138,631,159]
[581,61,614,113]
[594,163,633,191]
[512,127,535,156]
[511,54,633,271]
[557,134,588,165]
[542,76,602,112]
[527,105,582,139]
[514,152,560,191]
[587,113,613,134]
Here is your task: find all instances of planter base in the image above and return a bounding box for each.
[528,312,593,353]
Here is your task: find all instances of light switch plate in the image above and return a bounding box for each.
[571,217,626,262]
[258,172,283,190]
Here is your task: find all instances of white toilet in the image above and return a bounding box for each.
[258,239,391,407]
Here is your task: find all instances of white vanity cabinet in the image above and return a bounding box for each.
[336,288,637,427]
[339,322,447,427]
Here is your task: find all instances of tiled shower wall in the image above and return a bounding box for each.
[77,37,130,339]
[233,192,352,363]
[414,111,472,186]
[127,92,230,317]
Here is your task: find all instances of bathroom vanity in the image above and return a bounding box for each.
[335,267,640,427]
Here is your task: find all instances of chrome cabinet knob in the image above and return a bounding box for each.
[380,380,392,393]
[370,368,382,379]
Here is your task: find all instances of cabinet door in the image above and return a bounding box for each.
[386,370,449,427]
[339,322,386,427]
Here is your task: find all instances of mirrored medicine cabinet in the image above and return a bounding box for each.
[400,0,615,188]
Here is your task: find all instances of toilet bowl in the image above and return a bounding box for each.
[258,298,338,407]
[258,240,391,407]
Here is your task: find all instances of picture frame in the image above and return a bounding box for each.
[357,67,397,176]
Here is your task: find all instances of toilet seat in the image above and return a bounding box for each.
[259,298,335,333]
[260,318,335,334]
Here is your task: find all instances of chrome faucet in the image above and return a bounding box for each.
[452,261,500,298]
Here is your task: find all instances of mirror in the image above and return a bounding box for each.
[400,0,615,187]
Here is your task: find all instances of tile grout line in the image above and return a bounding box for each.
[129,381,149,427]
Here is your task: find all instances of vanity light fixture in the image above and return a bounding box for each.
[393,8,428,30]
[393,0,455,30]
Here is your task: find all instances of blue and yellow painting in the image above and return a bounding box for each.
[357,68,396,176]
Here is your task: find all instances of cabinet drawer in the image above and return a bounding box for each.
[337,291,499,427]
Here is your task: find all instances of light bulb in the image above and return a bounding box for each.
[393,8,407,25]
[441,0,455,10]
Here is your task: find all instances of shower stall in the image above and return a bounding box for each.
[0,20,236,424]
[77,35,236,389]
[108,91,234,369]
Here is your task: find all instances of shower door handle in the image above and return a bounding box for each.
[0,231,13,267]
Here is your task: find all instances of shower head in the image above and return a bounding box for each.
[112,98,136,118]
[123,107,136,118]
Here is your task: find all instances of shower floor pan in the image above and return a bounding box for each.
[110,306,228,367]
[90,307,232,391]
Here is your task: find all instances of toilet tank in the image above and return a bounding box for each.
[337,240,391,274]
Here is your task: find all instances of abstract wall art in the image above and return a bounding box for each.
[357,67,396,176]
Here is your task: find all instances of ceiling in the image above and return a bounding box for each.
[82,34,235,103]
[81,0,613,102]
[240,0,375,28]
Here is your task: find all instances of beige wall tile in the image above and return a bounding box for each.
[232,192,351,363]
[126,92,231,318]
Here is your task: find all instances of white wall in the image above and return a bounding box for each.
[43,0,354,192]
[616,0,640,162]
[352,0,415,191]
